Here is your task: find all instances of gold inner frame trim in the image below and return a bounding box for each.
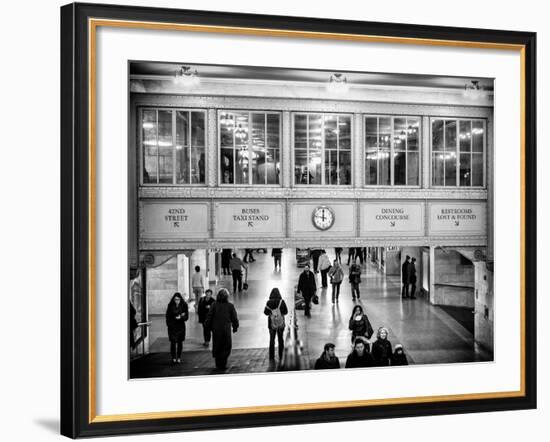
[87,18,527,424]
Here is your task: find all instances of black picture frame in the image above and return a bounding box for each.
[60,2,537,438]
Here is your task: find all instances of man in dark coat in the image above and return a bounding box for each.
[345,338,374,368]
[401,255,411,298]
[314,343,340,369]
[205,289,239,369]
[409,257,417,299]
[310,248,322,273]
[197,289,215,346]
[297,264,317,317]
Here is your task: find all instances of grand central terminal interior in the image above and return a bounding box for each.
[127,62,494,378]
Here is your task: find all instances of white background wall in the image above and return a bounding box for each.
[0,0,546,440]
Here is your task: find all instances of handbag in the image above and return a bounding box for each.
[312,294,319,305]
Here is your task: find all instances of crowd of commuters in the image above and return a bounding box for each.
[161,248,412,370]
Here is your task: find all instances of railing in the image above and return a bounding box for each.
[280,307,309,371]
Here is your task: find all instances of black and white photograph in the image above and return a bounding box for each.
[128,61,495,379]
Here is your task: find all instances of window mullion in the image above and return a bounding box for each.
[442,120,446,187]
[390,117,395,186]
[172,110,176,184]
[265,114,268,185]
[321,115,325,186]
[336,115,340,185]
[456,119,460,187]
[155,109,159,184]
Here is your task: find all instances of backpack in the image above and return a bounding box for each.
[268,300,285,330]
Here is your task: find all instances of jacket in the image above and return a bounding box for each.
[314,354,341,369]
[328,265,344,284]
[318,254,332,271]
[349,314,374,340]
[297,271,317,298]
[165,301,189,342]
[401,260,410,283]
[349,264,362,284]
[197,296,215,323]
[345,350,374,368]
[409,262,417,284]
[372,338,393,366]
[264,298,289,329]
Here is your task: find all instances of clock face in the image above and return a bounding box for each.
[312,206,335,231]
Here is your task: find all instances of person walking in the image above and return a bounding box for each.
[409,257,417,299]
[318,250,332,288]
[345,337,374,368]
[272,248,283,271]
[348,305,374,344]
[334,247,342,264]
[165,292,189,364]
[391,344,409,366]
[297,264,317,317]
[371,327,393,366]
[314,343,340,369]
[243,248,255,263]
[327,260,344,303]
[221,249,232,275]
[401,255,411,299]
[229,253,247,293]
[311,248,322,273]
[197,289,215,346]
[205,288,239,369]
[354,247,364,264]
[349,262,362,300]
[263,288,288,361]
[346,247,355,265]
[190,265,204,303]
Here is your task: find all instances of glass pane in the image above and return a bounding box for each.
[234,112,249,147]
[175,111,189,184]
[407,152,419,185]
[294,149,308,184]
[251,113,266,149]
[432,153,444,186]
[379,117,391,150]
[191,146,205,184]
[339,151,351,185]
[220,112,234,148]
[365,154,378,185]
[432,119,444,151]
[252,147,266,185]
[394,118,407,152]
[366,135,378,148]
[394,151,406,185]
[235,146,248,184]
[267,114,280,147]
[365,117,378,135]
[445,152,457,186]
[472,153,483,186]
[407,118,419,151]
[158,110,173,184]
[220,148,234,184]
[472,120,484,152]
[339,116,351,149]
[459,153,471,186]
[324,115,337,150]
[459,120,472,152]
[294,114,307,148]
[325,149,337,185]
[445,120,457,151]
[379,151,390,185]
[309,115,322,184]
[191,112,205,146]
[142,109,157,183]
[266,148,280,185]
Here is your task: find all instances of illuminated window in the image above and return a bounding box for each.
[364,116,420,186]
[293,113,352,185]
[141,108,206,185]
[219,111,281,185]
[431,118,485,187]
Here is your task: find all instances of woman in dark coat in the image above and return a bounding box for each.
[391,344,409,366]
[263,287,289,360]
[345,337,374,368]
[348,305,374,345]
[205,288,239,369]
[165,292,189,364]
[371,327,393,366]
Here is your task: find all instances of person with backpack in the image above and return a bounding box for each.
[263,288,288,361]
[327,259,344,303]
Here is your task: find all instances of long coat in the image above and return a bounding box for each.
[165,301,189,342]
[372,338,393,366]
[297,271,317,301]
[401,260,410,284]
[349,314,374,340]
[221,249,232,268]
[409,262,417,284]
[345,350,374,368]
[205,301,239,360]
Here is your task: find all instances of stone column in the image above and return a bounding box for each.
[429,245,436,304]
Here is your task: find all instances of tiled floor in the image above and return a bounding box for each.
[137,248,492,378]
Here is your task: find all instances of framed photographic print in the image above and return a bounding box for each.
[60,2,537,438]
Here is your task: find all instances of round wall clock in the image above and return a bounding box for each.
[312,205,335,230]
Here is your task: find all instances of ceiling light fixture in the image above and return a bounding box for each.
[464,80,485,99]
[174,66,200,87]
[327,73,349,94]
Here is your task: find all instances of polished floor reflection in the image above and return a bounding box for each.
[136,248,491,378]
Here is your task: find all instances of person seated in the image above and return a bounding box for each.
[345,337,374,368]
[314,343,340,369]
[391,344,409,366]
